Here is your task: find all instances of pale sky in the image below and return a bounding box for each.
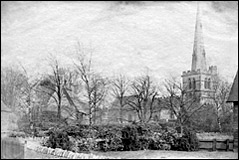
[1,1,238,83]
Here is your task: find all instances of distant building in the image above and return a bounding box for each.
[30,76,88,125]
[227,71,238,152]
[1,101,18,136]
[181,4,218,104]
[107,96,176,124]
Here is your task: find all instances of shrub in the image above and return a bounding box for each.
[42,123,198,152]
[147,127,179,151]
[136,123,162,137]
[44,128,72,150]
[174,127,199,151]
[138,136,150,150]
[96,124,124,151]
[121,125,139,151]
[40,137,49,146]
[63,125,98,139]
[76,138,98,152]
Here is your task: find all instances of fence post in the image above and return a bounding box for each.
[212,139,216,151]
[226,139,229,151]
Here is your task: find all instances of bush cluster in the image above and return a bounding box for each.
[44,128,72,150]
[174,127,199,151]
[96,125,124,151]
[43,123,199,153]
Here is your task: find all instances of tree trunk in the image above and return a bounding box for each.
[217,116,222,133]
[89,106,92,126]
[216,107,222,133]
[57,103,61,120]
[120,100,123,123]
[180,125,183,137]
[57,86,62,120]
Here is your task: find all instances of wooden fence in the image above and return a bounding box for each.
[1,137,25,159]
[199,139,234,151]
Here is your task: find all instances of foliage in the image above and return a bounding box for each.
[44,128,73,150]
[220,112,233,133]
[121,125,140,151]
[146,127,179,150]
[40,137,49,146]
[190,104,233,133]
[74,138,97,152]
[61,124,124,152]
[174,127,199,151]
[62,124,99,138]
[136,123,162,137]
[95,124,124,151]
[41,124,201,152]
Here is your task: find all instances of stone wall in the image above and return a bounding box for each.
[30,145,120,159]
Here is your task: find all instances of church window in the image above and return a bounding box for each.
[208,78,211,89]
[204,78,207,89]
[188,78,191,89]
[193,78,196,89]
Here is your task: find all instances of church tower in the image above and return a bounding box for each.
[181,3,218,104]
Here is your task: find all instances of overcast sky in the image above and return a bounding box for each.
[1,1,238,83]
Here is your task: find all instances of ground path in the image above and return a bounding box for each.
[19,137,238,159]
[92,150,238,159]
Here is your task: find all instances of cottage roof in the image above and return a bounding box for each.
[227,71,238,102]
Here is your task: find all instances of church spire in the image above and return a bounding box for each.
[191,2,207,72]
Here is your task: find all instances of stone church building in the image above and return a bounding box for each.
[181,4,218,104]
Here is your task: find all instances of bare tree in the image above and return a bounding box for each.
[209,76,232,133]
[162,77,206,134]
[74,46,109,125]
[38,55,75,121]
[17,64,43,124]
[1,66,43,133]
[126,74,158,124]
[1,67,28,113]
[111,74,130,123]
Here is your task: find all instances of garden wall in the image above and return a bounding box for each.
[198,139,234,151]
[30,145,120,159]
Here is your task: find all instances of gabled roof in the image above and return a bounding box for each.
[227,71,238,102]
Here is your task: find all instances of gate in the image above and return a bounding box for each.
[1,137,25,159]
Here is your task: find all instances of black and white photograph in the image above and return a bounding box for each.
[1,1,238,159]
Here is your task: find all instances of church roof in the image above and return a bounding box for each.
[227,71,238,102]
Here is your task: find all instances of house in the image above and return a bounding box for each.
[107,95,175,124]
[227,71,238,152]
[29,77,88,126]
